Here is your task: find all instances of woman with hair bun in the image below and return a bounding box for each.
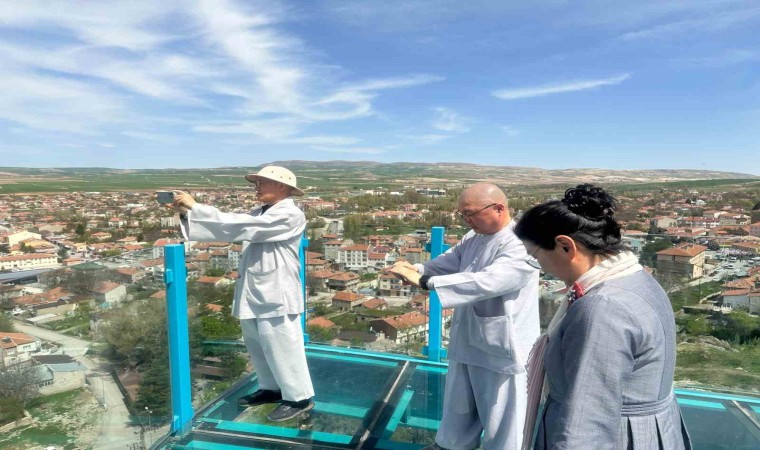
[515,184,691,450]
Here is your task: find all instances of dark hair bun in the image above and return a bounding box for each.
[562,184,617,220]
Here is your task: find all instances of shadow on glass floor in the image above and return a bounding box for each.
[154,345,760,450]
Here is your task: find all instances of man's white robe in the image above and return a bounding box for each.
[416,221,540,450]
[181,198,314,401]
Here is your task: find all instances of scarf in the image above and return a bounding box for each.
[521,251,643,450]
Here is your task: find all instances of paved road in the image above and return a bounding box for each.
[12,321,140,449]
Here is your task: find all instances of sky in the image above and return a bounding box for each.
[0,0,758,174]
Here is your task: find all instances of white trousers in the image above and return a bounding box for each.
[240,314,314,402]
[436,362,527,450]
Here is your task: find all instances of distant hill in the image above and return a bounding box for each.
[0,162,757,194]
[269,161,759,186]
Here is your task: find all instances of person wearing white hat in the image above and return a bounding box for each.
[172,165,315,422]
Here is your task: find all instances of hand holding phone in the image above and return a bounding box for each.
[156,191,175,204]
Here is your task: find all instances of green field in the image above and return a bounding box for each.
[0,164,756,194]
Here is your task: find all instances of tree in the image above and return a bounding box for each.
[0,314,15,332]
[134,353,170,417]
[204,267,226,277]
[219,353,248,381]
[0,363,45,407]
[640,239,673,267]
[307,325,338,343]
[101,301,168,364]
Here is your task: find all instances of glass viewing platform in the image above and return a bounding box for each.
[151,343,760,450]
[149,237,760,450]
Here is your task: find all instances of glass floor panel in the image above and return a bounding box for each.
[154,345,760,450]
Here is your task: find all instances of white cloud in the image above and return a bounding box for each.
[500,126,520,137]
[0,0,441,144]
[400,134,450,145]
[492,74,630,100]
[343,74,444,92]
[619,7,760,41]
[194,118,305,140]
[431,107,472,133]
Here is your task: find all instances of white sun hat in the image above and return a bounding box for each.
[244,166,304,196]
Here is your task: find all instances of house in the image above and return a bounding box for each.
[338,244,371,270]
[731,241,760,255]
[90,231,112,241]
[331,291,366,311]
[323,239,345,262]
[326,271,360,291]
[92,281,127,306]
[749,222,760,238]
[651,216,677,229]
[721,289,760,314]
[400,247,427,265]
[359,297,388,311]
[306,257,330,272]
[0,332,41,367]
[622,230,647,253]
[205,303,224,314]
[196,276,232,287]
[308,269,342,292]
[656,244,707,279]
[366,252,389,272]
[378,273,420,298]
[307,317,336,329]
[193,356,225,380]
[0,253,59,271]
[370,311,428,344]
[30,354,87,395]
[113,267,145,284]
[0,230,42,248]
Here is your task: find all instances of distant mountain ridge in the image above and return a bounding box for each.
[0,162,757,188]
[268,161,759,185]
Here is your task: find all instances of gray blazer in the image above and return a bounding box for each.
[536,271,692,449]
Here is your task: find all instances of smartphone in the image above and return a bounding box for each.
[156,191,175,204]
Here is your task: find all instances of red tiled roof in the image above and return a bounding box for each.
[206,303,223,313]
[0,332,37,349]
[0,253,57,262]
[378,311,427,330]
[93,281,122,294]
[332,291,365,302]
[196,276,223,284]
[307,317,336,328]
[328,272,360,281]
[657,244,707,257]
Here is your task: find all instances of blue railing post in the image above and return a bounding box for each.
[164,244,193,435]
[423,227,449,362]
[300,234,310,343]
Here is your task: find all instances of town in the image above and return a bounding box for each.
[1,178,760,448]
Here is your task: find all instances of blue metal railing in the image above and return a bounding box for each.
[163,244,193,434]
[162,229,447,434]
[423,227,448,362]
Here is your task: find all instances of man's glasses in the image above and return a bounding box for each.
[525,246,542,269]
[456,203,497,221]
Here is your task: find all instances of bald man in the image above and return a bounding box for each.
[391,183,540,450]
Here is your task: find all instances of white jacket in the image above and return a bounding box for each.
[417,221,540,374]
[180,198,306,319]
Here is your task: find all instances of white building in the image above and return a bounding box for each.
[0,253,59,271]
[0,230,42,247]
[0,332,42,367]
[338,244,371,271]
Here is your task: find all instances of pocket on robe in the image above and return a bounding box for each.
[470,314,512,358]
[246,268,284,307]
